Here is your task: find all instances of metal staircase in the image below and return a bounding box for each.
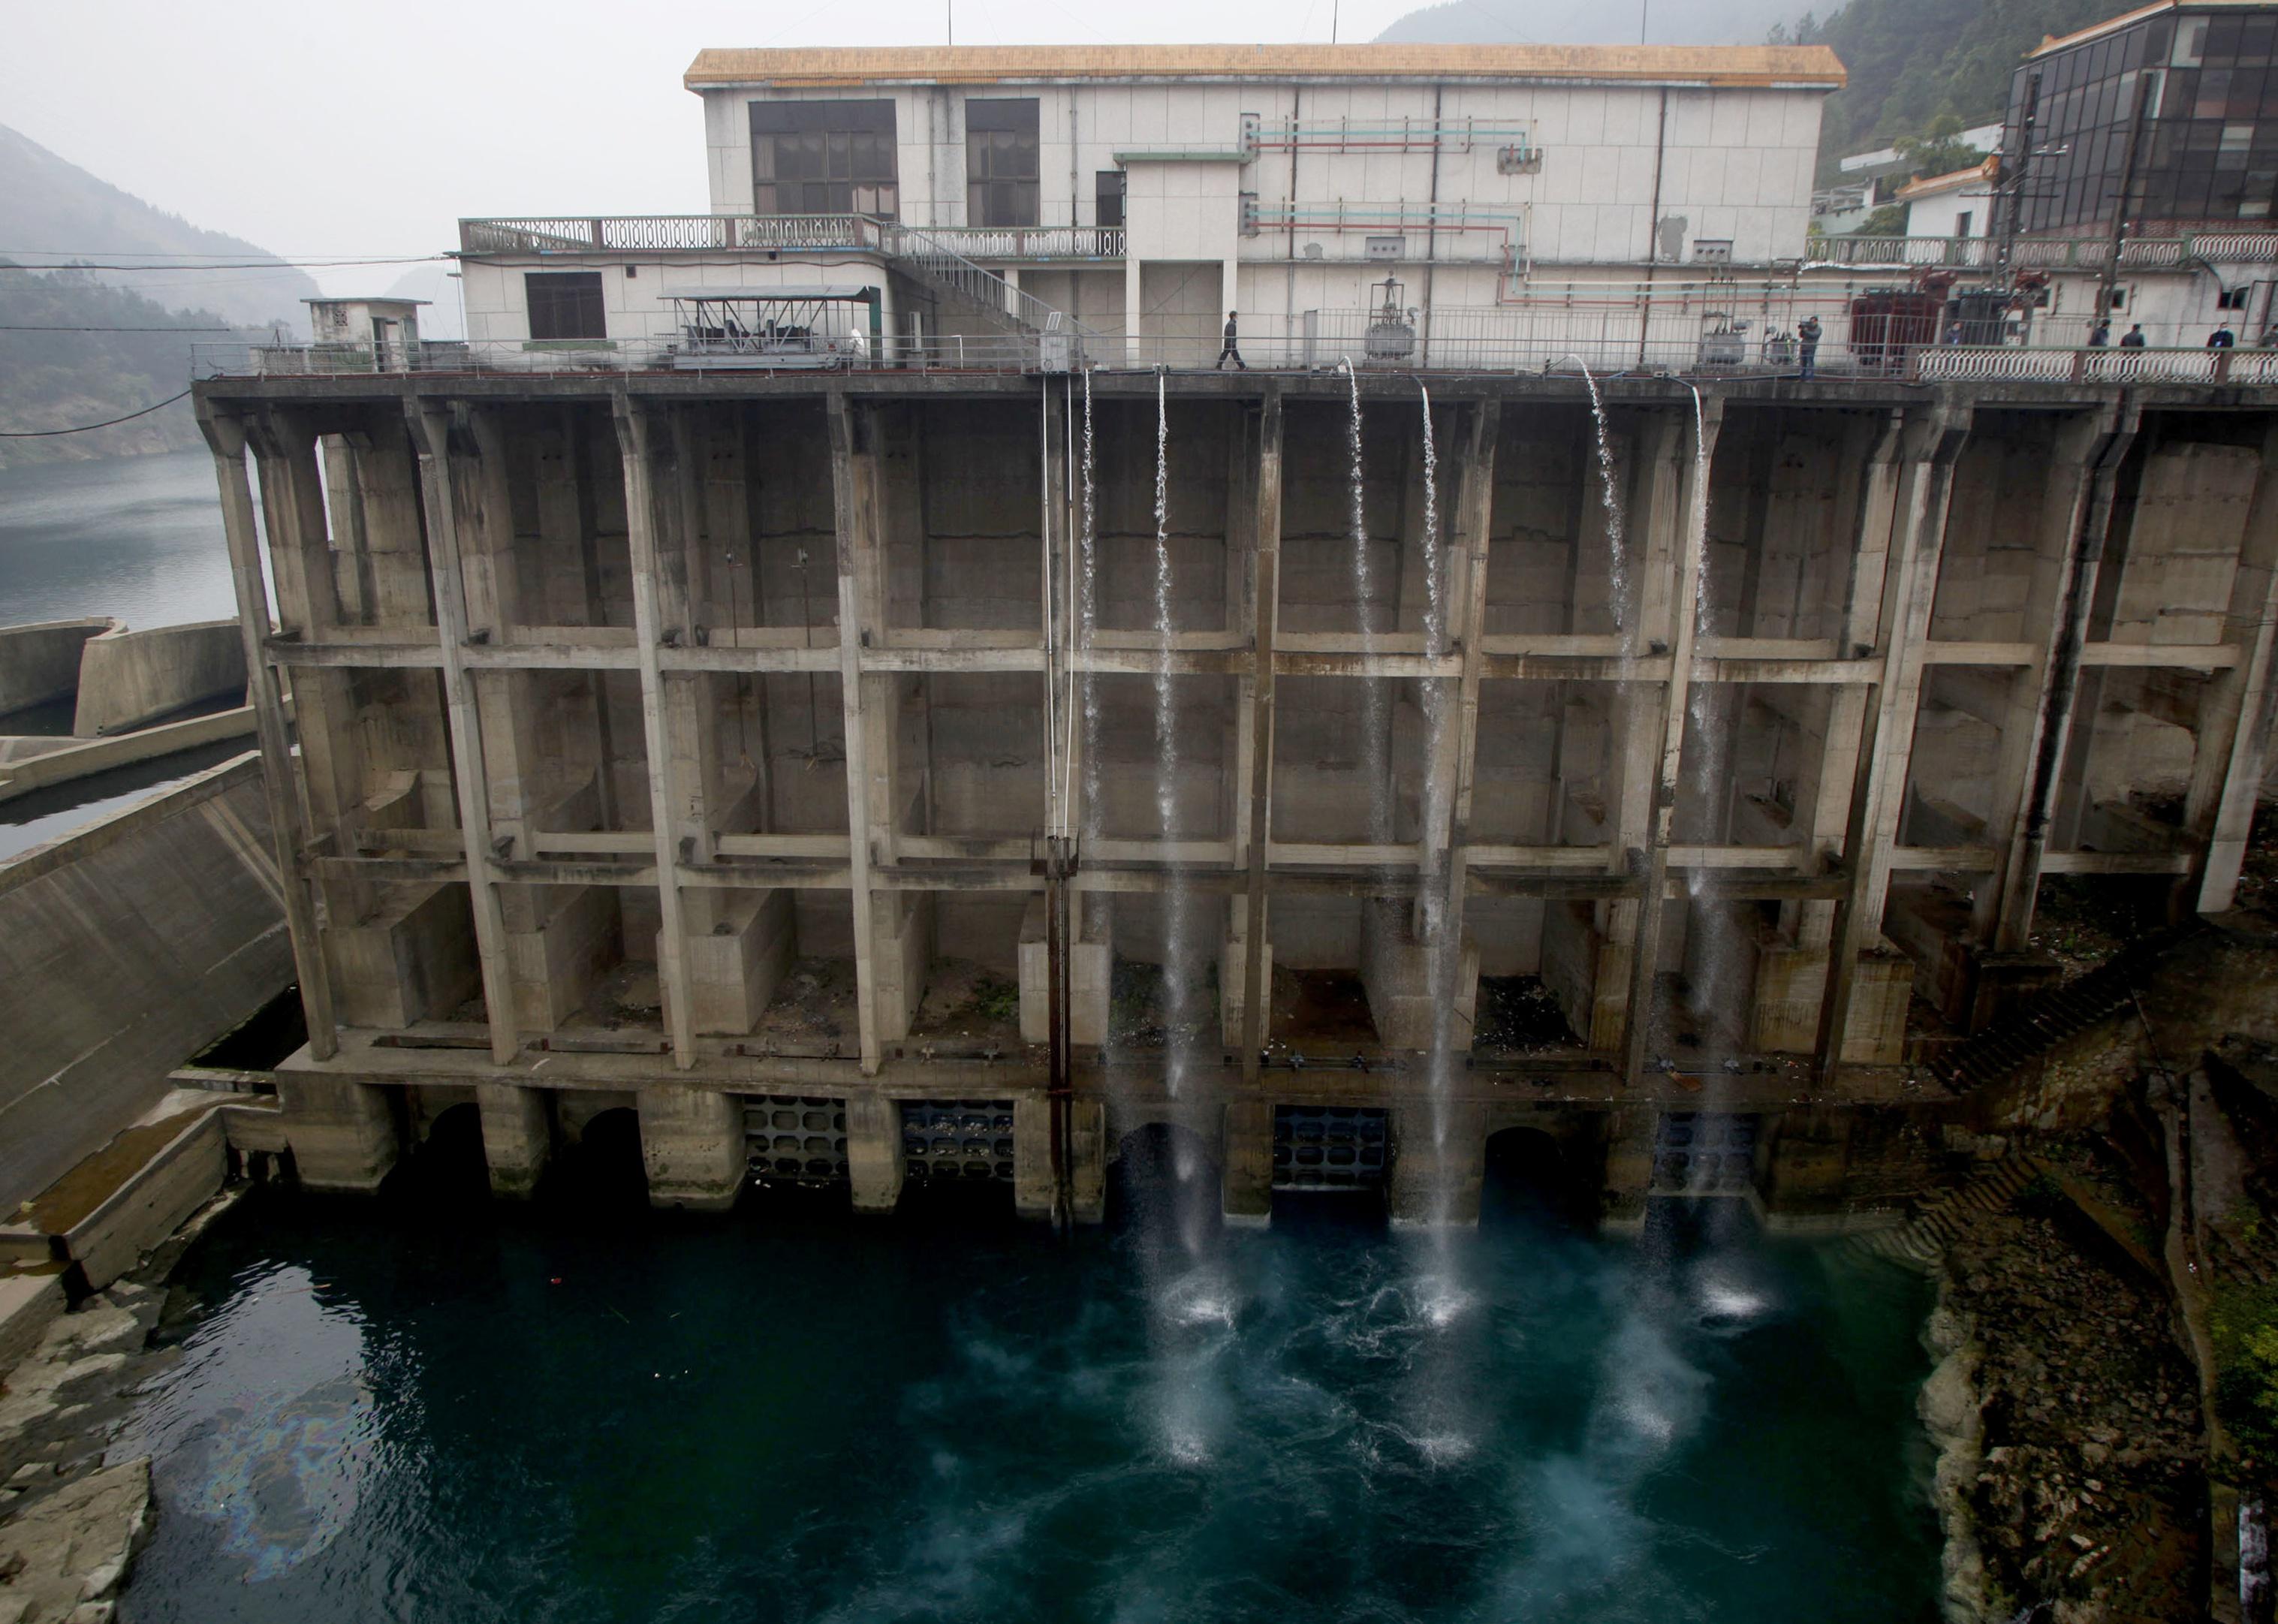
[879,221,1104,369]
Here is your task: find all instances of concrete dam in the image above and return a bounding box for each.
[187,366,2278,1230]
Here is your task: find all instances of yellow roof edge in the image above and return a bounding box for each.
[682,44,1847,93]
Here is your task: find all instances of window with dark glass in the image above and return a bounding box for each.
[966,98,1040,228]
[526,273,605,340]
[1096,169,1126,229]
[2006,9,2278,230]
[750,98,899,217]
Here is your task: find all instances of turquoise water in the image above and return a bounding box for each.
[116,1164,1940,1623]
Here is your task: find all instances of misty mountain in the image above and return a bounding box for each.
[1377,0,1803,48]
[0,123,316,332]
[381,262,467,341]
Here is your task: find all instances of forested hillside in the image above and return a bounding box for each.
[1788,0,2124,176]
[0,267,249,469]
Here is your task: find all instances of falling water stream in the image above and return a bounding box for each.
[1562,357,1633,652]
[1678,384,1745,1074]
[1412,383,1459,1231]
[1152,370,1192,1095]
[1339,359,1395,850]
[1079,370,1101,839]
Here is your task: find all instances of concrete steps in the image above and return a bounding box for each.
[1932,926,2201,1094]
[1849,1152,2042,1270]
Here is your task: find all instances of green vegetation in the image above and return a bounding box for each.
[1785,0,2125,182]
[1896,113,1993,179]
[0,265,251,468]
[966,976,1020,1026]
[2211,1279,2278,1459]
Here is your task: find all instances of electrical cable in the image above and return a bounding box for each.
[0,255,449,271]
[0,323,234,332]
[0,387,192,436]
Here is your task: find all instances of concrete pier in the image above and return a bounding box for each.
[185,369,2278,1227]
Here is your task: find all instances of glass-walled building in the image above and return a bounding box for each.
[2005,1,2278,234]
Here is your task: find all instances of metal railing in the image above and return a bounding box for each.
[1910,344,2278,384]
[883,221,1110,358]
[190,323,2278,385]
[458,215,1124,261]
[1807,230,2278,269]
[459,215,884,254]
[903,224,1123,260]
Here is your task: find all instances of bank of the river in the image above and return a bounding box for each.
[43,1155,1949,1624]
[1919,1142,2206,1622]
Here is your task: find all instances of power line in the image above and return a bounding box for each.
[0,255,450,272]
[0,324,235,332]
[0,389,194,437]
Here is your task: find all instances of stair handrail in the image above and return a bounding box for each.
[881,219,1106,362]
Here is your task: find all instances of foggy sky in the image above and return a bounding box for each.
[2,0,1430,302]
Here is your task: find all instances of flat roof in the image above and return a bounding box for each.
[2029,0,2278,60]
[686,44,1846,92]
[1895,158,1997,200]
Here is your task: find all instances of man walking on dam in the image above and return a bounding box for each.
[1217,310,1246,371]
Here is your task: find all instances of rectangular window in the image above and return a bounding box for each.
[525,272,605,341]
[965,98,1040,228]
[1955,209,1975,237]
[1096,169,1126,229]
[751,98,899,218]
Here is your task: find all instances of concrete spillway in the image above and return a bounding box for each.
[183,369,2278,1228]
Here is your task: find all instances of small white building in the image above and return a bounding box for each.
[1894,160,1997,240]
[305,297,426,366]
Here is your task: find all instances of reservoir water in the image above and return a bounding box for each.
[116,1167,1941,1623]
[0,449,241,631]
[0,449,260,856]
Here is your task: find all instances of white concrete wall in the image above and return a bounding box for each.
[1903,184,1994,240]
[459,256,896,351]
[698,77,1825,265]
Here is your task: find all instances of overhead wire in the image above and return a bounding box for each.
[0,388,193,436]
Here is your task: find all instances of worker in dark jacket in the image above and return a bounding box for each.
[1216,311,1246,371]
[2119,324,2147,348]
[2088,320,2111,347]
[2210,324,2237,348]
[1796,315,1821,379]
